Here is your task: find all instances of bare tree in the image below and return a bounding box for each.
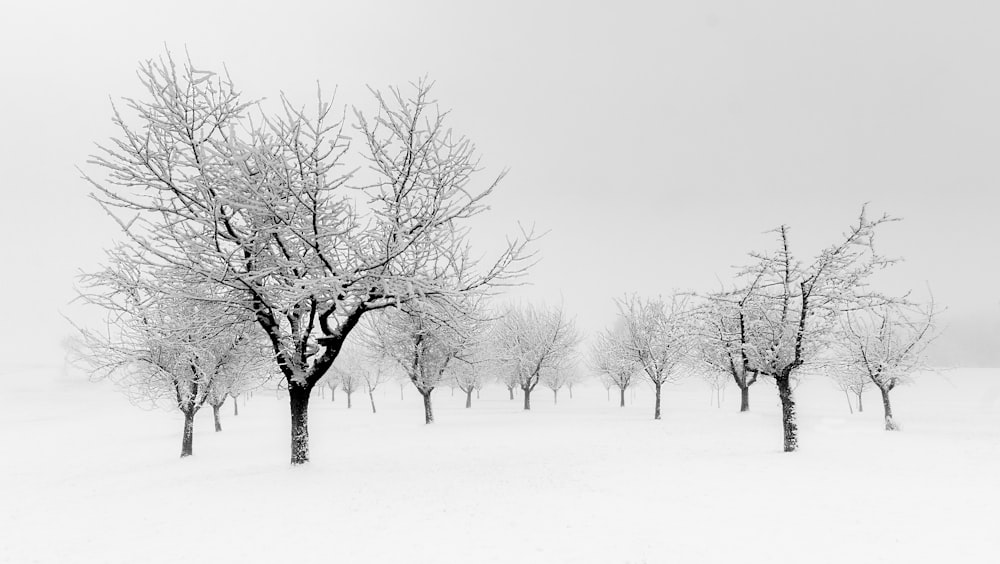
[541,365,573,405]
[73,250,257,456]
[495,303,579,410]
[591,331,637,408]
[615,294,691,420]
[732,208,897,451]
[838,300,938,430]
[697,280,769,412]
[363,298,475,423]
[84,53,533,463]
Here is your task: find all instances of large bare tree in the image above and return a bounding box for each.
[84,53,532,463]
[731,208,897,452]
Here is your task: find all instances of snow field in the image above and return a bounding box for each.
[1,367,997,563]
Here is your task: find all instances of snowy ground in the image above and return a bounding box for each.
[1,366,998,564]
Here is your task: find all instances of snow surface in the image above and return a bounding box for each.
[1,366,998,563]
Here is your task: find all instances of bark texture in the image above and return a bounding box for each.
[289,384,311,465]
[776,374,798,452]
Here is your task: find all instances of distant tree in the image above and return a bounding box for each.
[364,298,478,423]
[334,366,362,409]
[84,53,533,464]
[838,300,938,430]
[203,326,268,431]
[591,330,637,407]
[615,294,692,420]
[541,365,573,405]
[495,303,579,410]
[697,278,769,412]
[824,366,869,414]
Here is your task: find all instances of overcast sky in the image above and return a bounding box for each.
[1,0,997,368]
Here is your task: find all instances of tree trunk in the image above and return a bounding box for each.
[844,389,854,414]
[523,386,532,410]
[421,389,434,424]
[508,386,514,400]
[856,391,864,413]
[739,384,750,412]
[568,385,573,399]
[476,389,480,399]
[233,395,239,416]
[289,383,311,465]
[619,386,626,407]
[400,383,405,400]
[654,382,662,420]
[553,388,558,405]
[347,391,352,409]
[369,390,377,414]
[212,403,223,432]
[331,386,336,402]
[180,408,195,458]
[465,389,473,408]
[606,387,610,401]
[776,374,798,452]
[880,386,898,431]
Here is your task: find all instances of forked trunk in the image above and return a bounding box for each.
[421,389,434,424]
[881,386,898,431]
[212,403,223,432]
[776,374,798,452]
[289,383,311,465]
[654,382,662,420]
[180,408,196,458]
[465,389,473,408]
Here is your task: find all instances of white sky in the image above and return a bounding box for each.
[1,0,998,367]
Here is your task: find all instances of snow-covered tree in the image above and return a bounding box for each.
[837,300,938,430]
[824,367,870,414]
[363,298,477,423]
[615,294,692,420]
[697,279,769,412]
[541,365,575,405]
[495,303,579,410]
[73,249,260,456]
[732,208,897,451]
[84,53,533,463]
[591,330,637,407]
[203,326,269,431]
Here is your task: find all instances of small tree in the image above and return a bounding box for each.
[591,331,637,408]
[698,279,770,412]
[615,294,691,420]
[364,299,476,423]
[825,367,869,414]
[495,303,579,410]
[838,301,938,430]
[541,366,572,405]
